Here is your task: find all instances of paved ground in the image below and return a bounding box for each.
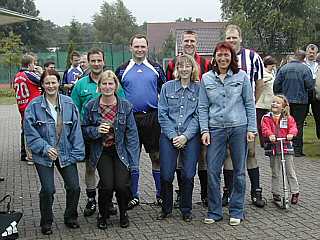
[1,104,320,240]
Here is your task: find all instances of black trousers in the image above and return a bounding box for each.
[289,103,309,154]
[310,98,320,139]
[256,108,269,148]
[97,146,131,218]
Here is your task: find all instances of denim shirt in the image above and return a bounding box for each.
[274,60,315,104]
[24,94,85,168]
[158,80,200,140]
[81,96,140,171]
[199,70,257,133]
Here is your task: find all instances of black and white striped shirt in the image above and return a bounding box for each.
[237,48,264,94]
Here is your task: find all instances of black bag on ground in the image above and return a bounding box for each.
[0,195,23,240]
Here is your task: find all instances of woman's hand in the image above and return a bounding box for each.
[173,135,187,149]
[48,148,58,161]
[247,132,256,142]
[98,123,111,134]
[201,132,210,146]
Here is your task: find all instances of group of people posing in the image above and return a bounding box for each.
[14,24,318,235]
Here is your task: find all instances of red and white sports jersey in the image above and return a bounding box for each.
[14,70,41,119]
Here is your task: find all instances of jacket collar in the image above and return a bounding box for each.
[40,94,62,110]
[92,95,125,114]
[213,69,233,78]
[174,80,196,93]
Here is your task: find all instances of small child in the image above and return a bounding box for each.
[261,95,300,204]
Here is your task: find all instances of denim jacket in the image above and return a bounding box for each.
[158,80,200,140]
[199,70,257,133]
[81,96,140,171]
[24,94,85,168]
[274,61,315,104]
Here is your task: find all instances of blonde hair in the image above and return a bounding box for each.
[173,54,199,81]
[97,70,120,93]
[273,94,290,117]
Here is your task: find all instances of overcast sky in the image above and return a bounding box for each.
[34,0,222,26]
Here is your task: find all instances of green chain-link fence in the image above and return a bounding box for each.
[0,42,131,84]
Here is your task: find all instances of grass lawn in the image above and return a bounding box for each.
[0,96,15,105]
[303,116,320,160]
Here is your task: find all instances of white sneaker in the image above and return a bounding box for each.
[229,217,241,226]
[27,161,34,165]
[203,218,215,224]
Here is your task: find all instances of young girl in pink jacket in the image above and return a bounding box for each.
[261,95,300,204]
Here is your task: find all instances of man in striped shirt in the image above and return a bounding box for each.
[223,24,266,208]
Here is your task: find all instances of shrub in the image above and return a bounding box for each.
[0,88,15,97]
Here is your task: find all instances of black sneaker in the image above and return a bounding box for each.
[127,198,139,210]
[84,198,97,217]
[251,188,266,208]
[120,212,129,228]
[97,216,107,230]
[156,196,163,207]
[41,224,52,235]
[222,187,230,207]
[182,214,192,222]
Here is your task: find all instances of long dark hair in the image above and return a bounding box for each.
[211,42,239,74]
[40,69,61,94]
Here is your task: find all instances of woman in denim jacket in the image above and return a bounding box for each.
[158,54,200,222]
[24,69,85,235]
[82,70,139,230]
[199,42,257,226]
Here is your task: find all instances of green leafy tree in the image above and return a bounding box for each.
[220,0,320,54]
[159,32,176,60]
[93,0,138,45]
[0,32,24,80]
[68,18,82,44]
[0,0,47,50]
[65,41,75,69]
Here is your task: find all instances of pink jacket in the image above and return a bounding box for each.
[261,113,298,139]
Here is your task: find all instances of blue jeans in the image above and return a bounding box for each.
[207,126,247,220]
[159,133,200,216]
[35,161,80,226]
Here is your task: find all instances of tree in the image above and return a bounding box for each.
[159,32,176,60]
[220,0,320,54]
[93,0,139,45]
[68,18,82,44]
[0,32,24,80]
[65,41,75,69]
[0,0,47,51]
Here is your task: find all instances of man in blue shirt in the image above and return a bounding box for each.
[115,34,166,209]
[62,51,83,95]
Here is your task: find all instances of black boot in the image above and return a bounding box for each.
[222,169,233,207]
[116,191,130,228]
[98,189,111,220]
[198,170,208,207]
[160,180,173,215]
[248,167,265,208]
[251,188,266,208]
[84,189,96,217]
